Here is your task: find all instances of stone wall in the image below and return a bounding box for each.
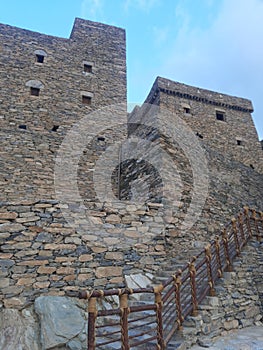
[125,104,263,261]
[0,199,175,308]
[0,18,262,350]
[182,237,263,348]
[144,77,263,173]
[0,18,126,203]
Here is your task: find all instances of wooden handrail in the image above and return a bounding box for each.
[79,208,263,349]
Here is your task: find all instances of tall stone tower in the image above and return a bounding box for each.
[0,18,127,203]
[144,77,263,173]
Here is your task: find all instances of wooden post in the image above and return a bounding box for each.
[244,206,252,238]
[222,228,233,272]
[238,213,246,247]
[174,271,183,330]
[154,285,165,350]
[252,209,261,242]
[119,293,130,350]
[188,258,198,316]
[215,236,223,278]
[205,244,216,296]
[88,297,97,350]
[260,212,263,236]
[231,218,240,256]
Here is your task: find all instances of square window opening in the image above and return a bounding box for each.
[84,64,92,73]
[82,95,92,105]
[216,112,226,121]
[184,107,191,114]
[30,87,40,96]
[36,54,44,63]
[237,139,244,146]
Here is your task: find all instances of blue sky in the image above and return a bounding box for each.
[0,0,262,139]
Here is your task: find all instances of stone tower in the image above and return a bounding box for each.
[0,18,126,203]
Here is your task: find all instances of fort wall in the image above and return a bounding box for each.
[0,18,126,203]
[0,19,262,349]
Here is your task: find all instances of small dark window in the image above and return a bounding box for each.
[36,54,44,63]
[196,132,203,139]
[184,107,191,114]
[19,125,27,130]
[97,136,105,141]
[52,125,59,132]
[250,164,255,169]
[30,87,40,96]
[216,112,226,121]
[82,95,91,105]
[84,64,92,73]
[237,139,244,146]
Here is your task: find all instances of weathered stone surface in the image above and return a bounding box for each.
[35,296,85,349]
[79,254,93,262]
[0,223,24,233]
[0,211,18,219]
[0,308,40,350]
[95,266,123,278]
[3,297,26,309]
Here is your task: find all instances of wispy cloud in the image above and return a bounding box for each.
[161,0,263,138]
[152,26,169,46]
[124,0,159,13]
[81,0,104,21]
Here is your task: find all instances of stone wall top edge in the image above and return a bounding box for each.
[70,17,125,37]
[153,76,253,112]
[0,22,69,42]
[0,17,125,43]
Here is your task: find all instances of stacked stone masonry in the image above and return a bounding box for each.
[0,18,262,349]
[0,18,127,202]
[182,238,263,348]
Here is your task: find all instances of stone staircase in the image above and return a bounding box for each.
[84,210,263,349]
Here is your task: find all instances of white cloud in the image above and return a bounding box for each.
[124,0,159,13]
[162,0,263,138]
[81,0,104,20]
[152,26,169,46]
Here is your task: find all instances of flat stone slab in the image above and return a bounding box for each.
[35,296,85,349]
[188,326,263,350]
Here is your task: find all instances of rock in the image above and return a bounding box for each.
[0,308,39,350]
[197,337,213,348]
[95,266,122,278]
[0,259,15,272]
[0,278,10,288]
[105,252,124,260]
[67,339,82,350]
[0,223,24,233]
[35,232,53,243]
[0,212,18,219]
[105,214,121,224]
[223,319,239,330]
[35,296,85,349]
[3,297,26,309]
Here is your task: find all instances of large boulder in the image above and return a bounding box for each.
[35,296,86,349]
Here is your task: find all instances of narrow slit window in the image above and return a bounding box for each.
[36,54,44,63]
[236,139,244,146]
[216,111,226,121]
[196,132,203,139]
[82,95,92,105]
[30,87,40,96]
[52,125,59,132]
[84,64,92,73]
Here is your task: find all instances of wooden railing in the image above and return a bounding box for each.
[79,208,263,349]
